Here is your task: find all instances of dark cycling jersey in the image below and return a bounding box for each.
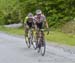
[24,16,34,28]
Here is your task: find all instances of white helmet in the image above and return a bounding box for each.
[28,13,33,18]
[36,9,42,14]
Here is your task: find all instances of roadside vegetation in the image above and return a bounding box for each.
[0,0,75,26]
[0,26,75,46]
[0,26,24,35]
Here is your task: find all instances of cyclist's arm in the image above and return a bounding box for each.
[24,16,28,24]
[24,16,28,27]
[43,16,49,29]
[45,21,49,29]
[44,18,49,34]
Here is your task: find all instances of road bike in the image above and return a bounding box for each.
[35,29,49,56]
[25,28,36,48]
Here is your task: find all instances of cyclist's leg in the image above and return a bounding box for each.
[28,23,34,43]
[25,24,29,37]
[39,22,44,37]
[35,22,43,48]
[25,21,33,37]
[39,23,45,46]
[24,23,30,44]
[34,23,38,48]
[37,22,44,46]
[37,22,43,37]
[31,22,34,37]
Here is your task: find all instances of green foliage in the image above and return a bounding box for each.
[0,0,20,24]
[0,0,75,28]
[19,0,75,28]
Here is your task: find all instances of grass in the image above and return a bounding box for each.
[45,31,75,46]
[0,26,75,46]
[0,26,24,35]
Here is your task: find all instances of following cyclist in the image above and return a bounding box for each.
[34,9,48,29]
[24,13,34,40]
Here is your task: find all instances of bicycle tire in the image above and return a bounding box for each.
[40,41,46,56]
[25,36,31,48]
[32,36,37,49]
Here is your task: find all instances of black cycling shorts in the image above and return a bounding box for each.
[27,21,33,28]
[36,22,43,29]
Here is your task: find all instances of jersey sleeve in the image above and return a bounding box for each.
[43,15,46,22]
[24,16,28,23]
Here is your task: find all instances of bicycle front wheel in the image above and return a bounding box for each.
[32,36,37,49]
[40,41,46,56]
[25,36,31,48]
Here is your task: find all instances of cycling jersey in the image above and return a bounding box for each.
[24,16,34,28]
[34,14,46,23]
[34,14,46,29]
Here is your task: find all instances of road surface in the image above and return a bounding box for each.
[0,32,75,63]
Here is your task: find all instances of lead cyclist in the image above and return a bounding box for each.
[34,9,49,48]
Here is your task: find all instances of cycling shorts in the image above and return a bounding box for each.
[36,22,43,29]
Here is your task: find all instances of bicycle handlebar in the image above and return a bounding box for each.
[39,29,50,35]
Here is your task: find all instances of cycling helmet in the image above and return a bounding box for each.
[28,13,33,18]
[36,9,42,14]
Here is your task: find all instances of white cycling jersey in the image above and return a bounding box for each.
[34,14,46,23]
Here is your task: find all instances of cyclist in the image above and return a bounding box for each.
[24,13,34,39]
[34,9,49,48]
